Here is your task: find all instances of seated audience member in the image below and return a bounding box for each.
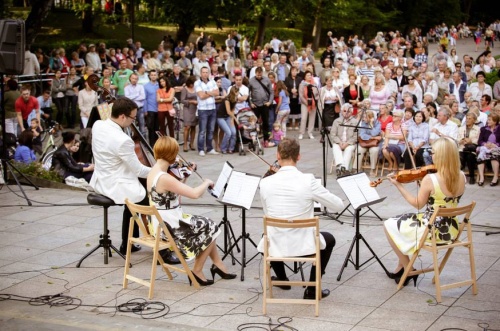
[476,113,500,186]
[403,111,429,169]
[382,109,408,171]
[458,112,480,184]
[14,130,36,164]
[358,110,382,176]
[258,137,344,299]
[330,104,358,175]
[52,131,94,183]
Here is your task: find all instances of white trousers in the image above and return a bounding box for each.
[332,143,355,170]
[357,146,380,170]
[300,104,316,135]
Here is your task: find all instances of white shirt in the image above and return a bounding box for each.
[23,51,40,76]
[429,119,458,141]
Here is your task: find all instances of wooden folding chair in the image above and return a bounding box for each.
[397,201,478,303]
[262,216,322,317]
[123,199,200,299]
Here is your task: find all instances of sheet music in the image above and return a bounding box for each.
[212,162,233,198]
[97,103,112,120]
[221,171,260,210]
[337,173,380,209]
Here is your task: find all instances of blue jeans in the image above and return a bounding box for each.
[217,117,236,152]
[197,108,216,152]
[137,107,147,137]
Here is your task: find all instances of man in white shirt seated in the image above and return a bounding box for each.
[429,107,459,144]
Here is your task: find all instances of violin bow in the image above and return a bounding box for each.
[248,149,273,167]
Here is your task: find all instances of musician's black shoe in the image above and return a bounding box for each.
[469,176,476,185]
[303,287,330,300]
[157,249,181,265]
[119,243,142,255]
[271,276,291,290]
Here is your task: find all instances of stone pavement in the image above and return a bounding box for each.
[0,37,499,331]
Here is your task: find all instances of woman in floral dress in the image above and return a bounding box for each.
[384,138,466,286]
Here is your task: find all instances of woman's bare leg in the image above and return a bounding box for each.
[384,227,409,271]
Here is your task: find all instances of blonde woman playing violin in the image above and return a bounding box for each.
[383,137,466,287]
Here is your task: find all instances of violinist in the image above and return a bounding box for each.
[384,138,466,287]
[148,136,236,286]
[90,98,157,257]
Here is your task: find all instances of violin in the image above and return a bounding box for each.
[370,165,437,187]
[167,159,194,181]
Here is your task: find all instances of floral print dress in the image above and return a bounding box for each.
[149,171,221,261]
[384,174,462,255]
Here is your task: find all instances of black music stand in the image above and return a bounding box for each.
[335,172,389,280]
[216,169,260,281]
[217,204,241,265]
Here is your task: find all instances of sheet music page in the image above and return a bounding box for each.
[212,162,233,198]
[337,173,380,209]
[221,171,261,209]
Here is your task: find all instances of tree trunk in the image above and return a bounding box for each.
[176,21,195,44]
[24,0,54,47]
[82,0,93,33]
[311,1,323,51]
[253,14,269,48]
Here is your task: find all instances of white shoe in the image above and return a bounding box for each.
[298,134,303,140]
[207,149,219,155]
[308,133,314,139]
[199,150,205,156]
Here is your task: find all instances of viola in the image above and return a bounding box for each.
[168,159,194,181]
[370,165,436,187]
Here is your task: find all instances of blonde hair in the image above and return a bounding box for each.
[431,138,461,195]
[153,136,179,164]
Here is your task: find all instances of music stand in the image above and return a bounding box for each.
[215,166,261,281]
[335,173,389,280]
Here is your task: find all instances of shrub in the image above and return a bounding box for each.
[14,161,63,182]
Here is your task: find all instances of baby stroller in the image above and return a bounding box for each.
[236,109,263,156]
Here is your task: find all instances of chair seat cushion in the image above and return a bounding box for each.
[87,193,116,207]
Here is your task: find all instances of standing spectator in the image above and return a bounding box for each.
[78,80,98,128]
[112,59,133,96]
[52,70,66,124]
[65,67,79,128]
[85,44,101,72]
[156,76,176,138]
[181,76,199,152]
[249,67,274,146]
[23,46,40,76]
[4,79,21,136]
[195,67,219,156]
[144,70,160,146]
[124,73,146,137]
[284,67,302,131]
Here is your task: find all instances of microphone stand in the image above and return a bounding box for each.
[310,84,343,224]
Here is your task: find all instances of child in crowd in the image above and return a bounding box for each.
[268,122,284,147]
[30,118,43,156]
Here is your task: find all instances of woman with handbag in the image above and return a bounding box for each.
[358,110,382,176]
[343,74,363,116]
[402,111,429,169]
[319,77,341,129]
[382,109,408,171]
[458,112,480,184]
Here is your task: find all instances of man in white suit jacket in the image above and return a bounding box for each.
[258,137,344,299]
[90,98,151,253]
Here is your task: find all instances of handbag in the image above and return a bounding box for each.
[358,136,380,148]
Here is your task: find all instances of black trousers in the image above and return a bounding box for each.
[121,178,149,244]
[252,104,270,141]
[146,111,159,146]
[460,151,477,177]
[403,148,426,169]
[271,232,335,287]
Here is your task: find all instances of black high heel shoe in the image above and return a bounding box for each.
[210,264,237,280]
[386,268,404,279]
[395,274,418,287]
[189,271,214,286]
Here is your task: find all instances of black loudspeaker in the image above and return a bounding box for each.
[0,19,25,75]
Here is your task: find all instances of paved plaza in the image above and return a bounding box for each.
[0,38,499,330]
